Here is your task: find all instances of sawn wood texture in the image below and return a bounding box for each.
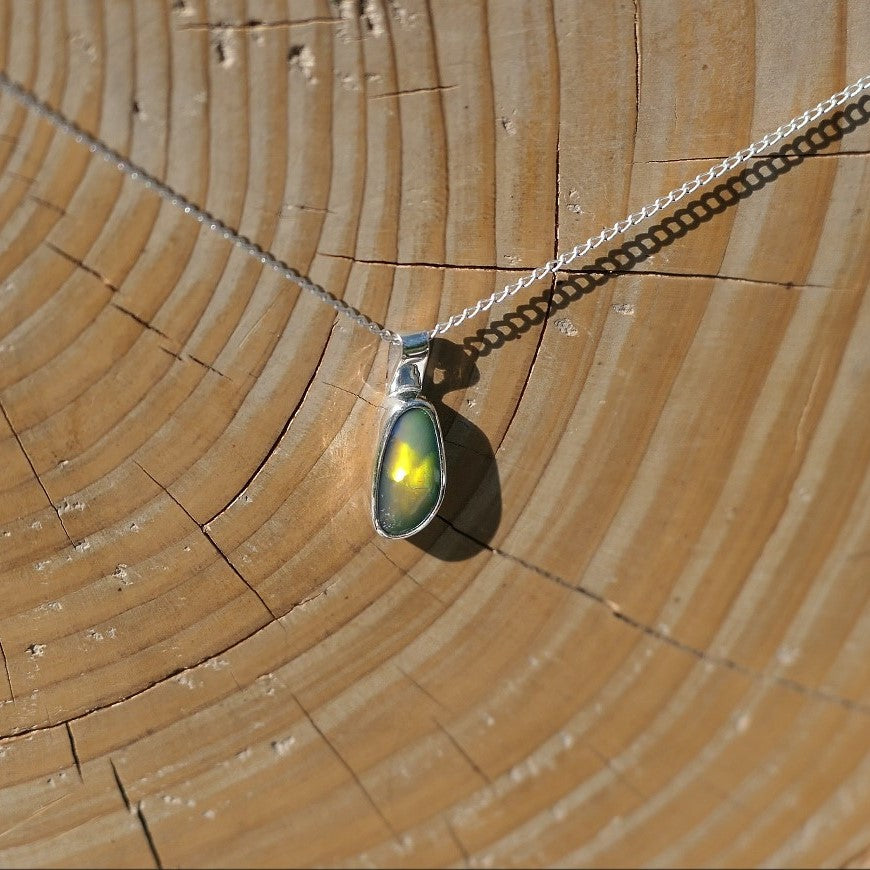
[0,1,868,867]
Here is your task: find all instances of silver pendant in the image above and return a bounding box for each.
[372,332,446,538]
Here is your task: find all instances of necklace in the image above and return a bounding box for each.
[2,72,867,539]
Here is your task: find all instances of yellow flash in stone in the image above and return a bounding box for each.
[389,442,436,489]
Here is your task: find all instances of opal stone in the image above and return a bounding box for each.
[375,405,443,537]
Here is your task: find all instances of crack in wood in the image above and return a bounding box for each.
[109,758,132,812]
[371,84,458,99]
[204,323,335,526]
[111,303,172,341]
[0,496,863,750]
[158,345,230,380]
[421,0,450,269]
[44,242,119,292]
[434,719,492,786]
[394,664,452,715]
[0,637,14,703]
[179,17,341,32]
[157,346,184,363]
[587,741,646,800]
[28,194,66,215]
[323,380,380,408]
[0,398,74,547]
[291,691,400,840]
[278,203,333,215]
[66,722,83,782]
[283,578,342,618]
[641,149,870,164]
[495,258,556,453]
[632,0,641,140]
[109,759,167,868]
[496,25,564,450]
[564,266,845,292]
[435,516,870,716]
[315,252,849,292]
[46,252,232,378]
[136,802,163,869]
[0,617,284,742]
[321,247,859,301]
[5,169,35,184]
[188,353,228,379]
[316,250,529,271]
[487,43,563,462]
[134,462,279,623]
[372,543,448,607]
[443,814,472,868]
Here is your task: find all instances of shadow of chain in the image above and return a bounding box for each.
[462,95,869,362]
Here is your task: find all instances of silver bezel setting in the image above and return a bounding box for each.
[372,397,446,539]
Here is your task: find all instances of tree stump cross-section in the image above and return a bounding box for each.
[0,1,868,867]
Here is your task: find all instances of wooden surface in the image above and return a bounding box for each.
[0,1,868,867]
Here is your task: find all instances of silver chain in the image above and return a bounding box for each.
[1,70,868,344]
[430,73,870,336]
[0,71,401,344]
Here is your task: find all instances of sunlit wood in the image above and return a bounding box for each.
[0,1,868,866]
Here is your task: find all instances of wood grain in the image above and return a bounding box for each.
[0,0,868,866]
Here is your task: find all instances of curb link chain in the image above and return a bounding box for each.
[430,73,870,337]
[0,71,401,345]
[2,71,868,344]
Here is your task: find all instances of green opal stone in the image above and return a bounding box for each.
[376,405,443,537]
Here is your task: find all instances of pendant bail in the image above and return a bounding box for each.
[388,332,431,400]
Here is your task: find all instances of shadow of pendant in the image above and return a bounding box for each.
[405,337,503,561]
